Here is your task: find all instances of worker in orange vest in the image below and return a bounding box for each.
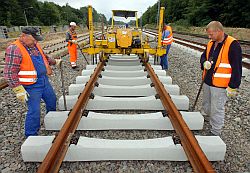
[66,22,78,69]
[200,21,242,136]
[4,27,61,137]
[161,23,173,70]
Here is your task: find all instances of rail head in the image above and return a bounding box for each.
[144,63,215,173]
[37,61,105,173]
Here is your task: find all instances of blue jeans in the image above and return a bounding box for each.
[160,44,171,70]
[24,76,56,137]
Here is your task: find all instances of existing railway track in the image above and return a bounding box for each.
[0,31,102,90]
[144,30,250,69]
[20,53,227,173]
[173,31,250,46]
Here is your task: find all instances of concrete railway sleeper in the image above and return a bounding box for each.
[19,54,227,173]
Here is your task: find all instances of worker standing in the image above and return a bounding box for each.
[66,22,78,69]
[200,21,242,136]
[161,23,173,70]
[4,27,61,137]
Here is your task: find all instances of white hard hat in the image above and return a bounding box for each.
[70,22,76,26]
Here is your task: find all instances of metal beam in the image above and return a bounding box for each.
[144,63,215,173]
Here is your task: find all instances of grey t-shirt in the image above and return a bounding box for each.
[66,31,72,42]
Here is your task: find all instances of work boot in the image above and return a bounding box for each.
[165,69,169,76]
[208,131,220,136]
[200,109,209,122]
[72,66,79,70]
[204,116,210,122]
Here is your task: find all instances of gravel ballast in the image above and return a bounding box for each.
[0,43,249,172]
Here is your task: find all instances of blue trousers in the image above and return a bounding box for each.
[160,44,171,70]
[24,76,56,137]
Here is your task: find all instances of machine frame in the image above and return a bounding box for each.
[82,5,166,61]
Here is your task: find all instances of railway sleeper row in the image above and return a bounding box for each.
[21,54,226,164]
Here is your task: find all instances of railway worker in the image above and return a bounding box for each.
[66,22,78,69]
[200,21,242,136]
[4,27,61,137]
[160,23,173,70]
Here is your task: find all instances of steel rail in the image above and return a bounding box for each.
[173,35,250,60]
[173,30,250,46]
[145,29,250,46]
[144,30,250,68]
[0,80,8,90]
[146,30,250,59]
[37,61,105,173]
[0,32,102,90]
[144,62,215,173]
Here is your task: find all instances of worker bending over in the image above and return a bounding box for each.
[4,27,61,137]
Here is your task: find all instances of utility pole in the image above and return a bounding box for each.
[140,12,142,30]
[24,7,33,26]
[101,16,105,39]
[156,0,160,28]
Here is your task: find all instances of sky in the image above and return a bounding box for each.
[39,0,158,22]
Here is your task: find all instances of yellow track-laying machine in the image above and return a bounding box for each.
[82,5,166,61]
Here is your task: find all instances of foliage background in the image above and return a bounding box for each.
[0,0,107,26]
[141,0,250,28]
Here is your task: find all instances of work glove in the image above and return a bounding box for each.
[203,61,213,70]
[226,87,237,97]
[55,59,62,67]
[71,40,78,44]
[12,85,29,103]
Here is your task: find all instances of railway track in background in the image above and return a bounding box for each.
[20,54,227,173]
[173,31,250,46]
[144,30,250,70]
[0,31,102,90]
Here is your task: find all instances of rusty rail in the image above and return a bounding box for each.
[0,80,8,90]
[174,35,250,60]
[144,63,215,173]
[37,61,105,173]
[0,32,102,90]
[144,30,250,68]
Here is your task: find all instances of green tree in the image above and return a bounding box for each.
[141,0,250,28]
[0,0,107,26]
[0,0,25,26]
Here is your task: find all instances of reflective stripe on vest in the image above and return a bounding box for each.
[214,73,231,78]
[13,40,51,85]
[162,35,173,45]
[18,70,37,75]
[203,36,236,87]
[19,78,37,82]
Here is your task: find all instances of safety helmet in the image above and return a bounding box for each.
[70,22,77,26]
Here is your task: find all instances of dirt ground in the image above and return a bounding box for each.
[0,27,88,52]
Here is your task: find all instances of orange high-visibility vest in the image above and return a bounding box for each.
[13,40,51,85]
[203,36,236,87]
[161,26,173,45]
[67,30,77,46]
